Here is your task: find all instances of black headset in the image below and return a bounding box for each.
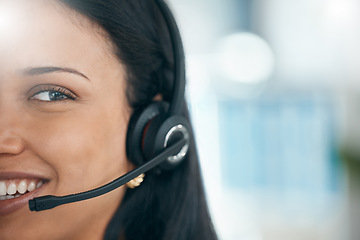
[126,0,190,170]
[29,0,191,211]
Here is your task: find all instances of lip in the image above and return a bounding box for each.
[0,172,49,216]
[0,171,49,180]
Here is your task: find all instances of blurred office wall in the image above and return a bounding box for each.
[168,0,360,239]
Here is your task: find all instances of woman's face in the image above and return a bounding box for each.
[0,0,132,239]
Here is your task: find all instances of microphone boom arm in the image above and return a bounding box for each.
[29,138,186,212]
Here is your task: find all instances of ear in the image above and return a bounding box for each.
[153,94,163,101]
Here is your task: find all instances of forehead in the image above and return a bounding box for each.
[0,0,116,73]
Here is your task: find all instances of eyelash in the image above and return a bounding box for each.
[28,84,77,101]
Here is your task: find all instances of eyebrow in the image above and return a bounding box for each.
[21,66,90,81]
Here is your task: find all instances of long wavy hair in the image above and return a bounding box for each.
[59,1,218,239]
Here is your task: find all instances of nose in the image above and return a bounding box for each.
[0,80,26,156]
[0,129,25,155]
[0,107,25,156]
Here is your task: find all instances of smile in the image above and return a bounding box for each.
[0,179,44,200]
[0,176,48,216]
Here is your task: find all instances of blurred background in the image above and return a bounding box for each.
[167,0,360,239]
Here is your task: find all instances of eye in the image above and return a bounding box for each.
[28,85,77,102]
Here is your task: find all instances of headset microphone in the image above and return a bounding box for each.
[29,138,187,212]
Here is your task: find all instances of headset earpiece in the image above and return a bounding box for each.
[126,102,168,166]
[126,101,190,170]
[142,114,190,170]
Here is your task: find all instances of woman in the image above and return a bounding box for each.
[0,0,217,239]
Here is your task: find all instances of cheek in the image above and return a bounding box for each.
[28,104,130,193]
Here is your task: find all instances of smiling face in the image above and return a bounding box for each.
[0,0,132,239]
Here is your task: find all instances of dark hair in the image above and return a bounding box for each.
[59,1,218,240]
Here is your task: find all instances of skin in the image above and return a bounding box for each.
[0,0,133,239]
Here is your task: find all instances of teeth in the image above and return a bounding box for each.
[0,179,45,200]
[0,182,6,196]
[18,180,27,194]
[7,183,16,195]
[0,195,14,200]
[27,181,36,192]
[36,181,43,188]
